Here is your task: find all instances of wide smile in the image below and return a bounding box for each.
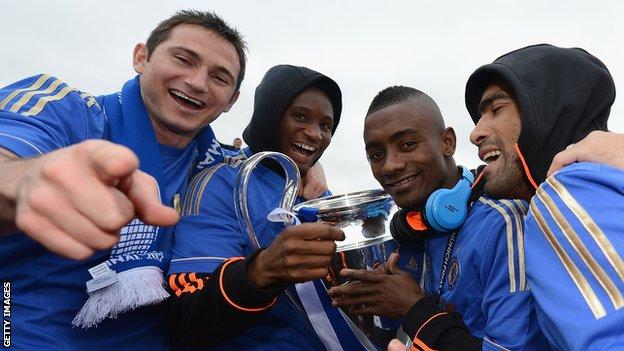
[385,175,418,193]
[288,141,318,163]
[479,148,503,176]
[169,89,206,111]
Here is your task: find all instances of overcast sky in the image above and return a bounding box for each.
[2,1,623,194]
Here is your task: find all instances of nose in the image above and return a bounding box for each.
[185,68,209,93]
[303,123,322,142]
[382,152,406,177]
[470,118,488,147]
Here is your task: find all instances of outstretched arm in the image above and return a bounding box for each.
[0,141,179,259]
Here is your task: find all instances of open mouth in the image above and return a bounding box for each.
[291,141,317,158]
[169,89,205,110]
[483,150,501,164]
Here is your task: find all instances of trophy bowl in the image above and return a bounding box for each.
[293,189,398,342]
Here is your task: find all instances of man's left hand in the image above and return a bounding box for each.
[327,252,424,319]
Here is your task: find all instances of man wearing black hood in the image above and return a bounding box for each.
[388,44,622,351]
[464,44,623,350]
[167,65,376,350]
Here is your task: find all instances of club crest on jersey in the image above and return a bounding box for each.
[447,257,460,290]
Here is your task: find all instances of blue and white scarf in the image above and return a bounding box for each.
[72,76,223,328]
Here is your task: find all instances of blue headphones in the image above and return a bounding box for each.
[423,166,474,232]
[390,166,475,247]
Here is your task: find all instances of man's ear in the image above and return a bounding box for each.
[441,127,457,157]
[132,43,148,74]
[223,90,240,112]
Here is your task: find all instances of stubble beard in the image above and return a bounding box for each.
[483,152,534,201]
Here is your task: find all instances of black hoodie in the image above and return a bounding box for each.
[242,64,342,160]
[465,44,616,186]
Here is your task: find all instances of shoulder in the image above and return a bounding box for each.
[468,196,529,293]
[0,74,102,117]
[529,161,623,231]
[470,196,527,228]
[546,162,624,195]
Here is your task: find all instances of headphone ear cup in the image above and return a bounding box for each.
[389,209,427,250]
[424,172,473,232]
[424,189,447,232]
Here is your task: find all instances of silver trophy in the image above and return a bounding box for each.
[234,151,397,347]
[293,190,398,342]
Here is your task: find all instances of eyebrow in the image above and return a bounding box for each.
[169,46,236,83]
[478,92,511,114]
[290,105,334,121]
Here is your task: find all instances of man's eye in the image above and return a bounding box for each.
[320,123,332,132]
[401,140,417,149]
[213,74,228,85]
[175,56,190,65]
[293,113,306,121]
[369,151,384,162]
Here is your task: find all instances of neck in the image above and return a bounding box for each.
[442,164,462,189]
[149,116,194,148]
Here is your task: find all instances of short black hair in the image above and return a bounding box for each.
[367,85,445,129]
[146,10,247,90]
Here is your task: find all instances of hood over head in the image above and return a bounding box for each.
[242,64,342,158]
[465,44,615,185]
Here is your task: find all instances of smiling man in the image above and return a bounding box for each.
[167,65,376,350]
[0,10,245,351]
[328,86,550,351]
[465,44,623,350]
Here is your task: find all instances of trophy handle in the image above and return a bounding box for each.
[234,151,301,249]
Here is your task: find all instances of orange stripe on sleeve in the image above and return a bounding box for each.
[410,312,447,351]
[219,257,277,312]
[412,338,439,351]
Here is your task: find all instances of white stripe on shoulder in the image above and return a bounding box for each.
[0,74,52,110]
[478,198,526,292]
[529,199,607,318]
[500,199,527,291]
[483,336,513,351]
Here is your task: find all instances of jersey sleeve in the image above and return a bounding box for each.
[0,74,106,157]
[169,164,246,274]
[167,163,280,347]
[525,162,624,350]
[476,198,547,351]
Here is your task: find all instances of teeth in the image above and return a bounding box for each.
[171,90,203,106]
[483,150,501,164]
[393,177,414,186]
[294,142,316,152]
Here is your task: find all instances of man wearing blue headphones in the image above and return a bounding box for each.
[328,86,550,350]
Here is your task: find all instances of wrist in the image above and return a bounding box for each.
[247,249,276,291]
[0,157,32,230]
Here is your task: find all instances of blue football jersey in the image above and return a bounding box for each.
[0,74,194,350]
[399,197,551,350]
[170,149,376,351]
[525,162,624,350]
